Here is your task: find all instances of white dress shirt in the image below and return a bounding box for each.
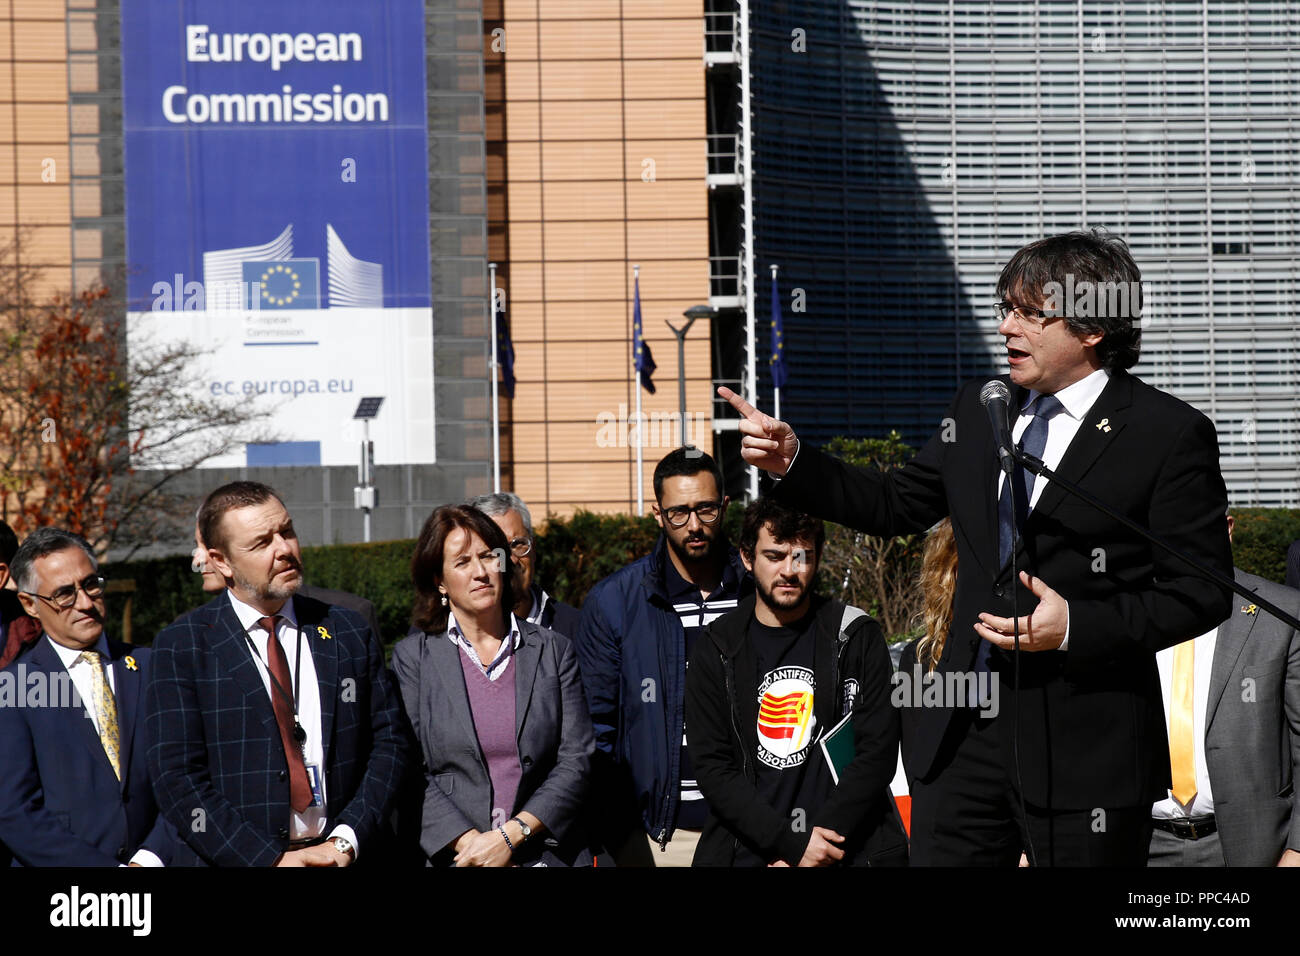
[1151,626,1218,819]
[49,634,161,868]
[227,591,358,854]
[995,367,1110,512]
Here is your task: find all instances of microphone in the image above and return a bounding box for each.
[979,380,1015,475]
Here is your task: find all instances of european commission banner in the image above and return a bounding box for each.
[121,0,434,467]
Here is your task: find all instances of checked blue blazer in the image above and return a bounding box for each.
[145,591,410,866]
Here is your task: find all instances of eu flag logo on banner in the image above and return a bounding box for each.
[242,259,321,310]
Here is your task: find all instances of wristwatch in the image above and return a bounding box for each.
[330,836,355,859]
[510,817,532,841]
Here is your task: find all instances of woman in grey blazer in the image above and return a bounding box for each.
[392,504,596,866]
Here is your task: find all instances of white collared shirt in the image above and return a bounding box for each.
[47,634,161,868]
[995,367,1111,511]
[227,591,358,853]
[1151,626,1218,819]
[525,588,545,626]
[446,610,522,682]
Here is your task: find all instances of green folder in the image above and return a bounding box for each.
[818,711,854,784]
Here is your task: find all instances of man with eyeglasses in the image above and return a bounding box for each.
[0,528,177,866]
[467,492,580,638]
[722,229,1233,866]
[574,447,753,866]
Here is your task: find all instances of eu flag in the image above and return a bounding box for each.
[242,259,320,310]
[633,274,656,394]
[496,296,516,399]
[770,269,788,390]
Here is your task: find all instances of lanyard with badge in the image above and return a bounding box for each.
[243,623,325,808]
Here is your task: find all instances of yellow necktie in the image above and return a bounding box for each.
[1169,640,1196,804]
[79,651,121,780]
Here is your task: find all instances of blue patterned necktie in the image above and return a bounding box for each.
[997,394,1064,568]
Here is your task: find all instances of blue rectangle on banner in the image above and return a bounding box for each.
[246,442,322,467]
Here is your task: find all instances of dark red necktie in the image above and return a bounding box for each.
[259,615,312,813]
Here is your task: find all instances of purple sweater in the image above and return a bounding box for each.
[458,652,522,825]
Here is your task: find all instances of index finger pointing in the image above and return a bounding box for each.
[717,385,764,423]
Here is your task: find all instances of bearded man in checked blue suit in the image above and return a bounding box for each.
[146,481,410,867]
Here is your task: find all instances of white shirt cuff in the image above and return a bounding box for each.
[128,848,164,867]
[1058,601,1070,651]
[329,824,359,861]
[767,440,801,481]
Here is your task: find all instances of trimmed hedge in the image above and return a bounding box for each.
[1226,507,1300,586]
[102,505,1300,646]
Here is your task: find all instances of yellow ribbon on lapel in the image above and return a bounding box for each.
[317,625,333,640]
[124,656,138,671]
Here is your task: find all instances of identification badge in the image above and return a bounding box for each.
[305,763,324,808]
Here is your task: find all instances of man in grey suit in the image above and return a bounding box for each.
[1148,513,1300,866]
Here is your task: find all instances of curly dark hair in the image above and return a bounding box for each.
[411,505,516,633]
[739,496,825,559]
[996,228,1142,371]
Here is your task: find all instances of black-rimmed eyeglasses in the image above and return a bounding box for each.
[27,574,106,610]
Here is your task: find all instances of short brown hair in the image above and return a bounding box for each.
[198,481,282,553]
[739,497,824,560]
[411,505,516,633]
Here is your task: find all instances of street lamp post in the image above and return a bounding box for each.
[665,304,715,447]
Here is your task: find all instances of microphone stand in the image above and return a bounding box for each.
[1012,450,1300,632]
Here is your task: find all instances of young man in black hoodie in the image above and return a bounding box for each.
[685,497,907,866]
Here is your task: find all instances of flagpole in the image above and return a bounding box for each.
[633,264,644,515]
[770,263,781,422]
[489,261,501,493]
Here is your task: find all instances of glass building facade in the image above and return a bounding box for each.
[749,0,1299,506]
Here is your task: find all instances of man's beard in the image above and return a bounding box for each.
[757,576,809,613]
[666,529,719,567]
[232,562,302,601]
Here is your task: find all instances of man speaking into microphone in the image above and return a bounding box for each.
[720,229,1232,866]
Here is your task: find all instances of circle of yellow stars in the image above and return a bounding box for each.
[259,263,302,307]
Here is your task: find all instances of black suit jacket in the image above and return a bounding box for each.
[773,370,1233,809]
[146,592,411,866]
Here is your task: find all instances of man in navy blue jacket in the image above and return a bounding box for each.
[574,448,752,865]
[146,481,409,867]
[0,528,175,866]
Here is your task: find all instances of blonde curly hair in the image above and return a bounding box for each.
[914,518,957,672]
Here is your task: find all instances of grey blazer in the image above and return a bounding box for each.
[1204,569,1300,865]
[391,619,595,865]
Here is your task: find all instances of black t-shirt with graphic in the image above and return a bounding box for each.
[746,610,836,864]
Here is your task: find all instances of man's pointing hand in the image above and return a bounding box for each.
[717,386,799,476]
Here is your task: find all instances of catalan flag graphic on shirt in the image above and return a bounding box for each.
[756,666,816,769]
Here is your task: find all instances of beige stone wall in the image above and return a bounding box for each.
[0,0,72,299]
[493,0,713,521]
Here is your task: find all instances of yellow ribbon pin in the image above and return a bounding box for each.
[317,626,333,640]
[124,656,138,671]
[1095,418,1111,433]
[1241,604,1258,616]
